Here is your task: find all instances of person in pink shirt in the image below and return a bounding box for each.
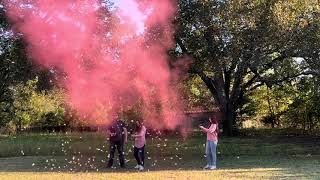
[132,120,146,171]
[200,117,218,170]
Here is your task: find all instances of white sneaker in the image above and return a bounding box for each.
[134,165,140,169]
[203,164,210,169]
[209,166,216,170]
[138,165,144,171]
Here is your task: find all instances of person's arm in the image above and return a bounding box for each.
[107,129,115,137]
[208,124,217,134]
[132,134,143,137]
[123,127,128,143]
[132,127,146,137]
[199,126,209,133]
[200,124,217,134]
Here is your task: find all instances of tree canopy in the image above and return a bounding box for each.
[175,0,320,135]
[0,0,320,134]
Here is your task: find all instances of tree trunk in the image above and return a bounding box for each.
[17,119,22,133]
[222,103,235,136]
[196,71,238,136]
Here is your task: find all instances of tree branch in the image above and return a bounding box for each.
[197,71,222,106]
[245,70,316,94]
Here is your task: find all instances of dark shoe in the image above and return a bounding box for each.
[107,159,113,168]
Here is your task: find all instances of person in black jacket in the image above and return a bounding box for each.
[107,118,128,168]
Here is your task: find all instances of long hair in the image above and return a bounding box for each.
[209,117,219,134]
[210,117,218,125]
[135,120,143,133]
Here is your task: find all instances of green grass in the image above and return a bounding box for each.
[0,131,320,179]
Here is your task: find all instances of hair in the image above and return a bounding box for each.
[135,120,143,133]
[208,116,219,127]
[208,117,220,134]
[210,117,218,124]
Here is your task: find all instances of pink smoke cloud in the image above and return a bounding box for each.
[4,0,187,129]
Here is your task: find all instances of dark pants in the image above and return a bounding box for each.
[107,140,125,167]
[134,145,145,166]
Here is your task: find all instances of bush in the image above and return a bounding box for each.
[1,78,66,133]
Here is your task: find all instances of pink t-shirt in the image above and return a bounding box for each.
[134,126,146,148]
[206,124,218,141]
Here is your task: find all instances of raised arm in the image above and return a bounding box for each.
[208,124,217,134]
[200,124,217,134]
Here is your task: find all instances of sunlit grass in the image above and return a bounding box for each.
[1,167,320,180]
[0,168,286,180]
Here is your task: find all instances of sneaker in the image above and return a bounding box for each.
[208,166,216,170]
[134,165,140,169]
[203,164,210,169]
[138,165,144,171]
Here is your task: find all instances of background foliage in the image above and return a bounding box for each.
[0,1,319,134]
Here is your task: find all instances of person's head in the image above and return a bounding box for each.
[135,120,143,132]
[208,117,218,124]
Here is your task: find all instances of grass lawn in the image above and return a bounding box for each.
[0,131,319,179]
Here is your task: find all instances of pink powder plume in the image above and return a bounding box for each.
[4,0,187,130]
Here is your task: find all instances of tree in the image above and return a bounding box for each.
[182,75,216,111]
[0,76,66,132]
[175,0,320,135]
[247,84,294,128]
[284,76,320,130]
[0,2,58,129]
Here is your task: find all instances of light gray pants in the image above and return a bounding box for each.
[205,140,217,166]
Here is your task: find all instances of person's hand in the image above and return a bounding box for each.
[124,139,128,144]
[199,125,204,129]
